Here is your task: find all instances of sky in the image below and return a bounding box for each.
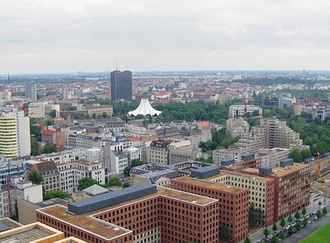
[1,0,330,74]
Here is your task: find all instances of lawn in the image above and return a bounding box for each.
[299,222,330,243]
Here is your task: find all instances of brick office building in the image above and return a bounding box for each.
[37,184,219,243]
[171,177,249,243]
[238,159,310,221]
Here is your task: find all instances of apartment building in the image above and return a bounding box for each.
[0,107,30,158]
[168,140,202,164]
[147,140,172,164]
[213,148,242,164]
[68,133,101,149]
[30,160,60,193]
[37,184,219,243]
[226,117,249,138]
[256,148,291,167]
[260,118,307,150]
[228,105,262,118]
[56,160,105,194]
[171,177,249,243]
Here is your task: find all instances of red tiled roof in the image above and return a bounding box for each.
[199,121,210,128]
[41,130,55,136]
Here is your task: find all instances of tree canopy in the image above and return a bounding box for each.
[78,178,98,190]
[28,170,43,184]
[43,190,70,200]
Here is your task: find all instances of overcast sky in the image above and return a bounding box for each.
[1,0,330,74]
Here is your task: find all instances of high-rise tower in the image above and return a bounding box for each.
[110,70,132,102]
[0,107,31,158]
[25,83,37,102]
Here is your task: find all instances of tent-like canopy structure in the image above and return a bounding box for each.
[128,98,162,117]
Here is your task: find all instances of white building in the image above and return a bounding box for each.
[28,102,45,118]
[56,160,105,194]
[0,107,30,158]
[110,151,128,174]
[226,117,250,138]
[229,105,263,118]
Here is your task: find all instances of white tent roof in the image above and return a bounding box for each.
[128,98,162,117]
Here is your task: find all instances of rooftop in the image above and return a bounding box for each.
[40,205,130,239]
[243,163,310,177]
[0,222,63,243]
[173,176,245,193]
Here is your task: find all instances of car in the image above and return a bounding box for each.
[314,216,318,221]
[308,220,311,224]
[312,211,317,215]
[291,223,296,227]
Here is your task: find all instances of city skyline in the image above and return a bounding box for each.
[1,0,330,74]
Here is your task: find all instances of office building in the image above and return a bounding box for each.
[239,160,310,221]
[228,105,262,118]
[171,177,249,243]
[0,107,30,158]
[37,184,219,243]
[111,70,132,102]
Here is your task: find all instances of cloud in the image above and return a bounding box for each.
[0,0,330,73]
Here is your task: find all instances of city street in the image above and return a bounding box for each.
[249,193,330,243]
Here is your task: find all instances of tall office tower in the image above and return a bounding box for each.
[0,107,31,158]
[25,83,37,102]
[110,70,132,102]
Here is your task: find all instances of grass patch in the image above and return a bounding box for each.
[299,222,330,243]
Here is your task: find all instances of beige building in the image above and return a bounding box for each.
[28,102,45,118]
[168,140,202,164]
[147,140,172,164]
[226,117,250,138]
[260,118,308,150]
[30,160,60,193]
[85,104,113,117]
[206,171,275,227]
[257,148,291,167]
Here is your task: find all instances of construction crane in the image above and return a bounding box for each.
[316,152,325,183]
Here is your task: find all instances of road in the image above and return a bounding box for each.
[249,197,330,243]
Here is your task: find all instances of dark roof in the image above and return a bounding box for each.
[0,223,10,232]
[68,184,156,215]
[34,161,58,173]
[150,140,172,148]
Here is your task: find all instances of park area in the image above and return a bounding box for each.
[299,222,330,243]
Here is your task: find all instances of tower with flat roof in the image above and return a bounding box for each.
[110,70,132,102]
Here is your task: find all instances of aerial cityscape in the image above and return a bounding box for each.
[1,1,330,243]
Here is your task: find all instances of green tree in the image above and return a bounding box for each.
[104,177,122,187]
[244,236,252,243]
[303,218,308,227]
[279,231,286,241]
[263,228,270,239]
[301,149,312,160]
[302,207,307,217]
[123,182,130,188]
[219,225,231,243]
[296,223,301,232]
[272,222,278,232]
[49,110,57,118]
[123,159,145,176]
[289,149,303,163]
[316,210,322,218]
[43,190,70,200]
[41,145,56,154]
[287,214,293,224]
[280,217,286,229]
[270,235,278,243]
[294,210,301,221]
[288,226,294,236]
[78,178,98,190]
[322,207,328,215]
[28,170,43,184]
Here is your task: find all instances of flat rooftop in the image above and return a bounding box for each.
[243,163,310,177]
[40,205,130,239]
[39,187,216,239]
[173,176,246,193]
[0,224,59,243]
